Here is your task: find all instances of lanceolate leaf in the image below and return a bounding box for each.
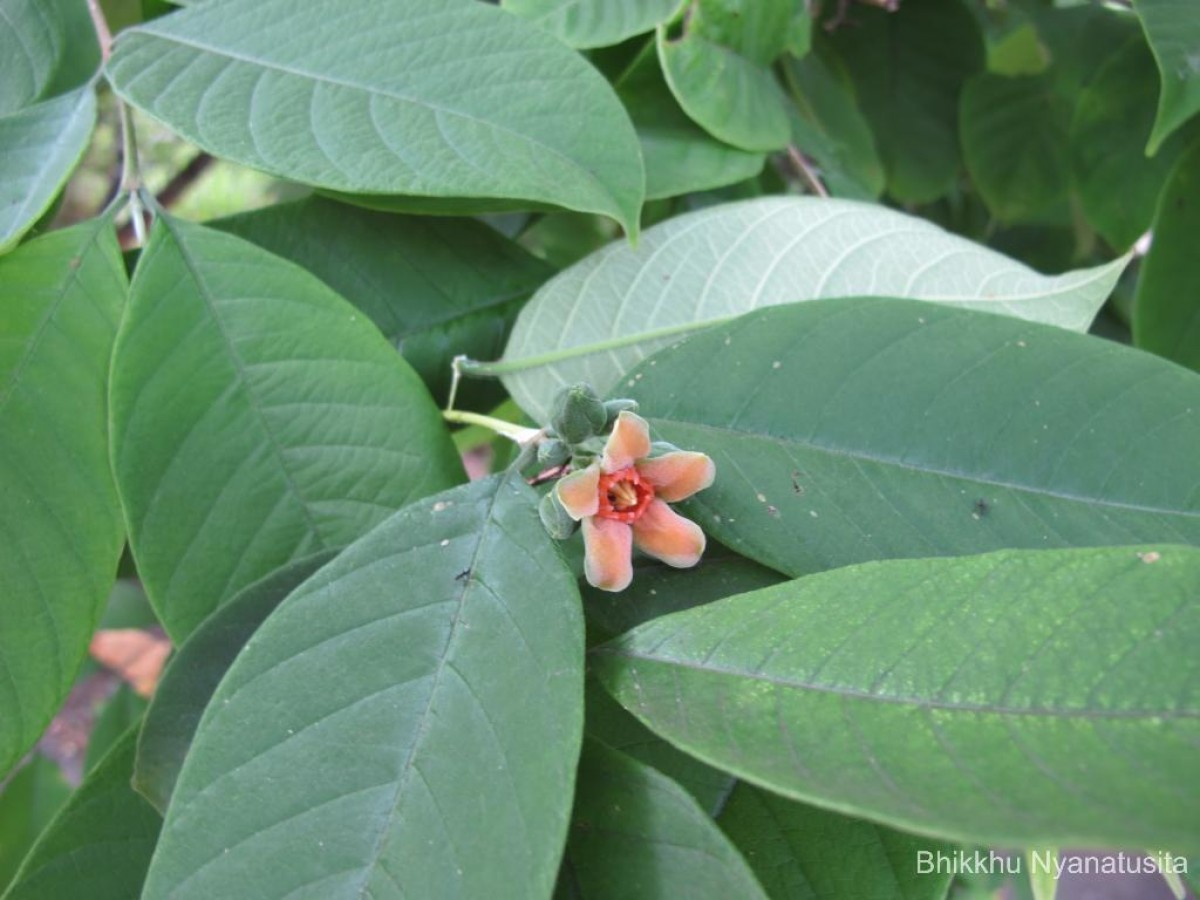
[500,198,1130,423]
[142,475,585,899]
[134,551,338,813]
[0,218,126,779]
[823,0,985,203]
[0,87,97,252]
[625,299,1200,576]
[1133,140,1200,372]
[3,729,162,900]
[594,545,1200,849]
[502,0,683,49]
[718,785,955,900]
[563,739,768,899]
[1133,0,1200,154]
[110,215,461,640]
[214,196,554,405]
[106,0,645,233]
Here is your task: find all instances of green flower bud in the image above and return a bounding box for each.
[603,398,640,431]
[550,383,608,444]
[537,438,572,467]
[539,490,578,540]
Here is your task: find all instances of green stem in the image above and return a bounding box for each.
[442,409,542,444]
[459,318,733,378]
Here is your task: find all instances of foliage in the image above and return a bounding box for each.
[0,0,1197,898]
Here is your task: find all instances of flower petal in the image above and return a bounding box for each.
[632,499,706,568]
[601,411,651,472]
[636,451,715,502]
[583,517,634,592]
[555,465,600,520]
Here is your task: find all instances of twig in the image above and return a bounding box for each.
[786,145,829,198]
[86,0,113,60]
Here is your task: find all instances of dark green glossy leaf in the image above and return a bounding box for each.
[960,73,1069,223]
[1134,0,1200,154]
[0,757,71,894]
[625,298,1200,577]
[595,545,1200,849]
[0,218,126,778]
[110,215,462,640]
[656,0,794,152]
[1070,35,1196,250]
[502,198,1129,424]
[825,0,984,203]
[502,0,683,49]
[719,784,955,900]
[0,0,98,114]
[84,684,147,774]
[615,42,765,200]
[106,0,645,233]
[213,196,554,405]
[2,729,161,900]
[563,739,767,899]
[1133,139,1200,372]
[142,475,584,899]
[782,48,884,200]
[134,551,337,813]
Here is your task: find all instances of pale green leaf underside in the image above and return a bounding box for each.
[105,0,644,233]
[626,299,1200,576]
[143,476,584,899]
[110,216,462,641]
[501,197,1129,423]
[0,87,96,253]
[1134,0,1200,154]
[502,0,683,49]
[0,219,126,779]
[595,545,1200,850]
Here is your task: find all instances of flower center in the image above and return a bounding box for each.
[597,467,655,523]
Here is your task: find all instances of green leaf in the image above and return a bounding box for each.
[0,757,71,894]
[594,544,1200,850]
[84,684,147,774]
[1070,35,1196,251]
[2,729,162,900]
[134,550,337,813]
[1133,139,1200,372]
[719,784,956,900]
[499,197,1130,423]
[615,41,766,201]
[106,0,645,234]
[0,87,97,253]
[142,474,585,899]
[1134,0,1200,154]
[502,0,683,49]
[0,0,98,114]
[656,0,792,153]
[0,218,126,778]
[583,546,785,642]
[563,739,767,899]
[960,73,1069,223]
[213,196,554,406]
[823,0,984,203]
[625,298,1200,576]
[782,48,885,200]
[109,215,462,640]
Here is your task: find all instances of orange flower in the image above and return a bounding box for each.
[554,411,715,592]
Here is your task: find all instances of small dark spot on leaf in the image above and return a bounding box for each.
[68,257,82,269]
[455,569,471,582]
[972,499,989,519]
[791,471,805,495]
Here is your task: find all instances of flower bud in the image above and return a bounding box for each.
[539,490,578,540]
[549,383,608,444]
[537,438,571,468]
[603,398,640,431]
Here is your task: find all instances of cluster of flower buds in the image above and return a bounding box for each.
[537,384,716,593]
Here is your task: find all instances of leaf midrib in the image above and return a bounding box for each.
[657,418,1200,521]
[117,28,621,209]
[602,649,1199,720]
